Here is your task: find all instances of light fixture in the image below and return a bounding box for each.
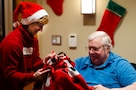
[81,0,96,14]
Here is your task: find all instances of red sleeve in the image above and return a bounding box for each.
[32,38,44,71]
[1,40,34,84]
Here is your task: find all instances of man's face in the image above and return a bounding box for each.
[27,22,44,35]
[88,38,110,66]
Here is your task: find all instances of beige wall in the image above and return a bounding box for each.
[36,0,136,63]
[4,0,13,35]
[4,0,136,62]
[4,0,136,90]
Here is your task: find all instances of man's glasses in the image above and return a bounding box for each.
[87,45,104,52]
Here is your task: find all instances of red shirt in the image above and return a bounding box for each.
[0,25,43,90]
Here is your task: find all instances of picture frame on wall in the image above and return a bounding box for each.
[52,35,61,45]
[0,0,5,42]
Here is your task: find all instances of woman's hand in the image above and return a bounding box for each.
[33,68,50,80]
[43,51,57,64]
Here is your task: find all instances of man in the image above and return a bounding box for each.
[74,31,136,90]
[0,2,51,90]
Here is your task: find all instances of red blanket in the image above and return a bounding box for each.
[33,52,93,90]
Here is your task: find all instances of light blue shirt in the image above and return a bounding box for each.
[74,52,136,88]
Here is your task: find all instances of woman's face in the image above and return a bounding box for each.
[27,22,44,35]
[88,38,110,66]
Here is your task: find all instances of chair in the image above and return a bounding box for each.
[131,63,136,70]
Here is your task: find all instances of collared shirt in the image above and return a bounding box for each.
[74,52,136,88]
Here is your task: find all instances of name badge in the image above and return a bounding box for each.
[23,47,33,55]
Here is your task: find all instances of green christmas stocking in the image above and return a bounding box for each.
[97,0,126,46]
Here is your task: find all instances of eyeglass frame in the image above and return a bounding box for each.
[86,45,105,52]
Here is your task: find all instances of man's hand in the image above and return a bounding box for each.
[93,84,110,90]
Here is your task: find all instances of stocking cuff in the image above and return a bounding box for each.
[107,0,126,17]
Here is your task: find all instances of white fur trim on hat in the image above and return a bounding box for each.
[21,9,48,25]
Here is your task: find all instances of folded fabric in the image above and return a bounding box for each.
[33,52,93,90]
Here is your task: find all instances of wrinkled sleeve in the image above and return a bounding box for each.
[1,41,34,84]
[116,60,136,86]
[32,38,44,71]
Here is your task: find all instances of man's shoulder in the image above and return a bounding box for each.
[74,56,90,66]
[75,56,89,61]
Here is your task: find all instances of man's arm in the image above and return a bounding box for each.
[93,82,136,90]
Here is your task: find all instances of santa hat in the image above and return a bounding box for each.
[13,2,49,28]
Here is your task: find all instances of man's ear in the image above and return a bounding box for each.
[107,45,111,53]
[104,45,110,52]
